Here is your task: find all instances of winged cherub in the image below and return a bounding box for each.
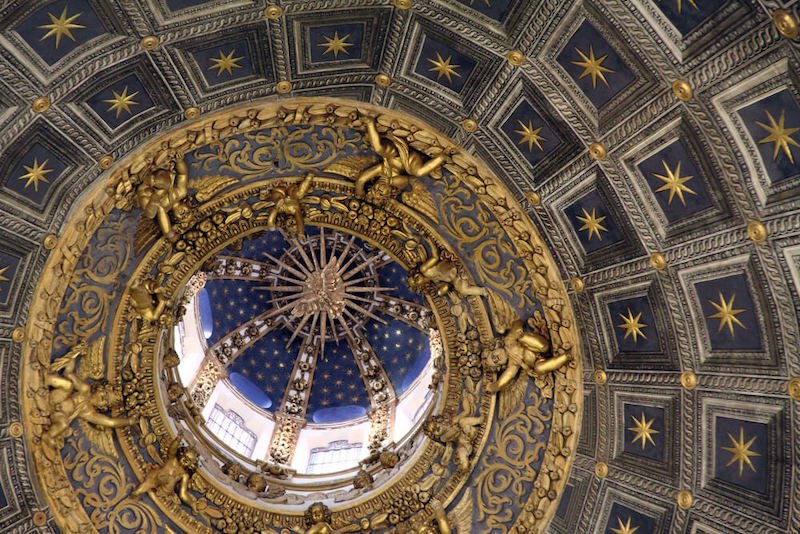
[136,154,189,242]
[264,173,314,235]
[42,337,135,450]
[290,502,364,534]
[354,117,447,197]
[132,434,204,513]
[484,293,569,395]
[408,247,487,298]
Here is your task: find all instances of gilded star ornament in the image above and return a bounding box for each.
[756,109,800,164]
[570,45,614,89]
[722,427,760,477]
[0,266,10,283]
[38,6,85,49]
[707,292,746,336]
[318,32,354,59]
[675,0,699,14]
[514,120,546,152]
[103,86,139,118]
[208,49,244,76]
[18,158,53,192]
[618,308,647,342]
[628,412,659,449]
[576,207,608,241]
[427,52,461,83]
[610,516,639,534]
[652,160,697,206]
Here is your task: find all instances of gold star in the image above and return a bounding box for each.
[514,120,546,152]
[610,516,639,534]
[318,32,354,59]
[652,160,697,206]
[722,427,760,477]
[0,266,10,283]
[427,52,461,83]
[756,110,800,164]
[576,207,608,241]
[570,45,614,89]
[676,0,699,14]
[628,412,659,449]
[707,292,746,336]
[103,86,139,118]
[208,49,244,76]
[618,308,647,342]
[18,158,53,192]
[38,6,85,49]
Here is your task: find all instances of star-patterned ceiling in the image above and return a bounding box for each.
[0,0,799,532]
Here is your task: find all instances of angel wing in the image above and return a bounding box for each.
[77,336,106,380]
[134,217,160,254]
[498,372,527,419]
[323,155,379,179]
[401,181,438,221]
[449,487,474,534]
[79,419,118,459]
[488,291,518,334]
[190,174,238,203]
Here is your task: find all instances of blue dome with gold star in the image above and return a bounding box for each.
[200,226,432,423]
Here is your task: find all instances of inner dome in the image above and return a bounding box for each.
[175,225,437,474]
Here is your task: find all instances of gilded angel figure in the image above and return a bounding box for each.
[263,173,315,235]
[287,502,365,534]
[42,337,135,453]
[408,246,486,298]
[133,434,205,513]
[136,154,189,241]
[484,293,569,414]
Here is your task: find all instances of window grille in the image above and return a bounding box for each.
[206,404,257,457]
[306,440,364,474]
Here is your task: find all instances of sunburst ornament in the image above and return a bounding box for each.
[756,109,800,164]
[103,86,140,118]
[576,207,608,241]
[427,52,461,83]
[652,160,697,206]
[571,45,614,89]
[257,229,394,359]
[318,32,354,59]
[18,158,53,192]
[722,427,761,477]
[514,120,546,152]
[617,308,647,342]
[610,516,639,534]
[707,292,746,336]
[38,6,85,49]
[209,49,244,76]
[628,412,659,449]
[0,266,10,283]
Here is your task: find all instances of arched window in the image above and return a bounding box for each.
[206,404,257,457]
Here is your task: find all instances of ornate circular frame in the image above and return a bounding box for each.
[21,98,582,533]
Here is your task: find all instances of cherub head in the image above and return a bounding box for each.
[407,269,427,292]
[177,447,199,472]
[304,502,332,526]
[90,383,122,410]
[423,415,450,443]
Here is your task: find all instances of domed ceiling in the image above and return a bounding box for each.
[0,0,798,533]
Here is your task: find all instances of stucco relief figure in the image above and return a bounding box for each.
[42,337,134,453]
[409,247,487,298]
[264,173,314,235]
[136,155,189,242]
[415,500,452,534]
[132,434,205,513]
[423,389,481,472]
[129,278,168,323]
[289,502,361,534]
[354,117,447,197]
[484,294,569,414]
